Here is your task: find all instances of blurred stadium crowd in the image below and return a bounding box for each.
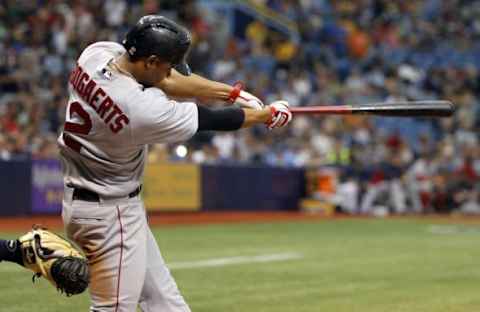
[0,0,478,214]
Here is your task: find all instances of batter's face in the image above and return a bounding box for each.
[142,56,172,85]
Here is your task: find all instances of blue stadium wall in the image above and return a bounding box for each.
[0,160,306,216]
[0,160,31,216]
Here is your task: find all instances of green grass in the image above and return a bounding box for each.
[1,219,480,312]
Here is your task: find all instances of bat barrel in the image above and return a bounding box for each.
[290,101,455,117]
[353,101,454,117]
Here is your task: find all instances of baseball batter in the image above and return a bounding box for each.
[58,15,292,312]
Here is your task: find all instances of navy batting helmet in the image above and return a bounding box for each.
[122,15,192,76]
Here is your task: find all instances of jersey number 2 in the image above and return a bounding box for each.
[63,102,92,152]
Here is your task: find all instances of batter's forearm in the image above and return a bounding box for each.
[195,103,285,131]
[157,70,233,101]
[241,108,271,128]
[197,106,271,131]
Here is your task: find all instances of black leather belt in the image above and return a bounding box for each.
[71,186,142,202]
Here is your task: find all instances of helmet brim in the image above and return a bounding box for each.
[174,62,191,76]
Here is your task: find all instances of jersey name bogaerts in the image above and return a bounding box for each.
[58,42,198,197]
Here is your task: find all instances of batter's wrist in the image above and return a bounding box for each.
[227,82,243,102]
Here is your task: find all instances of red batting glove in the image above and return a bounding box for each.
[266,100,292,130]
[228,82,264,110]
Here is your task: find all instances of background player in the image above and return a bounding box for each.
[59,15,292,312]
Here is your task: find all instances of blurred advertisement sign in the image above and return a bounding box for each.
[32,159,63,214]
[144,164,201,211]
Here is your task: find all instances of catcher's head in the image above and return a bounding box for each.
[121,15,192,85]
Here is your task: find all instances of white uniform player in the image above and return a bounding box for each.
[60,40,197,312]
[58,15,292,312]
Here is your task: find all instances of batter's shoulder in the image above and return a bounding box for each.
[79,41,125,62]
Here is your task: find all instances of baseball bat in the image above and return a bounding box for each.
[290,100,455,117]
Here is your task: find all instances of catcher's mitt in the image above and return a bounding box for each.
[18,225,89,296]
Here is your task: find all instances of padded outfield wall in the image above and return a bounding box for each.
[0,160,306,216]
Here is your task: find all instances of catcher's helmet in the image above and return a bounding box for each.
[122,15,192,76]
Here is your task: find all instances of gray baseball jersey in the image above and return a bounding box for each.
[58,41,198,197]
[59,41,196,312]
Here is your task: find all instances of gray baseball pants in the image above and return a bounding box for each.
[62,186,191,312]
